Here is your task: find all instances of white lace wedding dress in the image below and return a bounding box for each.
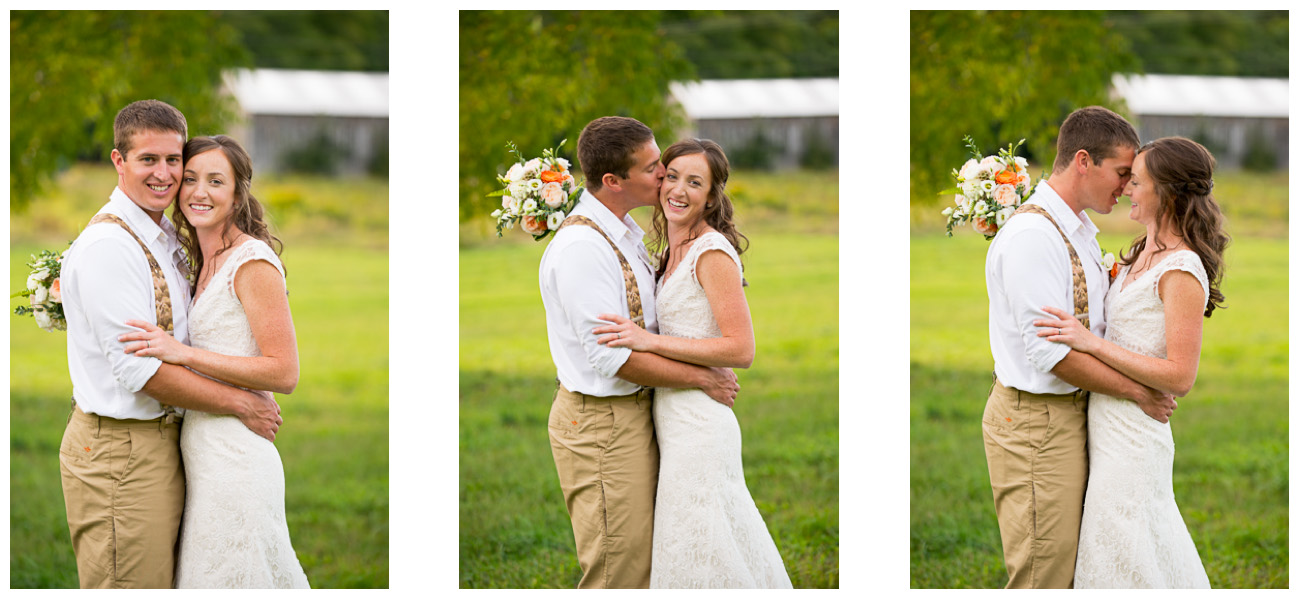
[649,231,792,589]
[174,240,310,589]
[1073,250,1210,588]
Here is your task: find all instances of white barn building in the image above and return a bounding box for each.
[1112,73,1288,170]
[670,78,839,169]
[223,69,389,176]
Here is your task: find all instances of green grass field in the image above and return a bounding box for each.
[910,169,1289,588]
[10,165,389,588]
[459,169,840,588]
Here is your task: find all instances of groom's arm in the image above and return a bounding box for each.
[1051,352,1177,423]
[616,352,739,407]
[72,232,282,441]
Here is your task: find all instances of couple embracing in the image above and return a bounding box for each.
[58,99,308,588]
[540,116,792,588]
[983,106,1229,588]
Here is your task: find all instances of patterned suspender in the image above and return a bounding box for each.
[89,213,181,422]
[557,215,645,326]
[1012,204,1091,330]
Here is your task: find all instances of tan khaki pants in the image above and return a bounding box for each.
[59,404,185,589]
[548,384,658,589]
[982,380,1088,589]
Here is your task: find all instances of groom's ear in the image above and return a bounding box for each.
[1072,149,1092,174]
[601,172,623,192]
[110,149,126,174]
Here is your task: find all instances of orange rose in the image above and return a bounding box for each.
[49,278,62,303]
[1110,263,1120,279]
[973,216,999,237]
[540,170,566,183]
[995,168,1019,185]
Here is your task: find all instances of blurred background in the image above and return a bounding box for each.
[909,11,1287,588]
[459,10,839,588]
[10,10,389,588]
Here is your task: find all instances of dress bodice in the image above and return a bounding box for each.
[189,239,285,359]
[655,231,742,340]
[1103,250,1210,358]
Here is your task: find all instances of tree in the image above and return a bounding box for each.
[911,11,1139,205]
[459,11,696,223]
[660,11,839,79]
[10,11,249,211]
[1108,10,1287,78]
[222,10,389,72]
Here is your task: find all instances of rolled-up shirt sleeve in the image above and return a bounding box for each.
[549,236,634,378]
[999,226,1074,373]
[70,234,164,392]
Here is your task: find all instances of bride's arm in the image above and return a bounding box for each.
[120,260,299,394]
[1037,269,1204,396]
[595,249,754,369]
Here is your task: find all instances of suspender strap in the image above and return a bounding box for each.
[1011,204,1091,330]
[557,215,644,325]
[88,213,181,422]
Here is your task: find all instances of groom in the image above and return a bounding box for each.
[539,116,740,588]
[982,106,1179,588]
[59,99,282,588]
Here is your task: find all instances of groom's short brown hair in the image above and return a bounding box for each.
[114,100,188,159]
[1052,106,1139,174]
[578,116,654,193]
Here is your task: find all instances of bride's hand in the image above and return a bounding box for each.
[593,314,656,353]
[119,320,192,365]
[1033,306,1100,354]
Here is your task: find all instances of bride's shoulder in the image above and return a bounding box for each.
[691,230,742,278]
[230,237,285,278]
[1155,250,1209,300]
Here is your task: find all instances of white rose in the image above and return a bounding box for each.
[508,181,527,199]
[34,308,53,332]
[523,158,542,175]
[1014,156,1028,171]
[961,180,981,197]
[959,158,980,181]
[34,285,48,304]
[523,198,538,212]
[505,162,526,183]
[555,157,571,170]
[27,268,48,291]
[547,210,565,230]
[956,194,971,210]
[1102,253,1116,270]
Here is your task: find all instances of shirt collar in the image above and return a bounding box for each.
[108,186,174,244]
[577,189,643,243]
[1035,180,1098,240]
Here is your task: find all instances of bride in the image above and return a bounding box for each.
[117,135,310,588]
[593,138,792,588]
[1034,136,1228,588]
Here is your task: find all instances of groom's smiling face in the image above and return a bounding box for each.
[111,129,185,223]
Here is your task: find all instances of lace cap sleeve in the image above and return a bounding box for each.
[689,231,743,285]
[1154,250,1209,306]
[224,240,286,292]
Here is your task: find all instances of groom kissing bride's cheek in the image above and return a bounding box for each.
[536,116,791,588]
[980,106,1227,589]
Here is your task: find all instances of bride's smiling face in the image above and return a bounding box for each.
[660,153,712,229]
[1123,152,1159,227]
[179,149,237,233]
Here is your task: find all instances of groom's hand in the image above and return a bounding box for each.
[1134,386,1177,423]
[236,389,283,442]
[699,366,740,408]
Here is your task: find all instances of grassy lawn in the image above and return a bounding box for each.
[10,165,389,588]
[459,169,840,588]
[909,168,1288,588]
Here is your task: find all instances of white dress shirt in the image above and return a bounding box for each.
[986,181,1109,394]
[63,187,192,419]
[539,191,658,397]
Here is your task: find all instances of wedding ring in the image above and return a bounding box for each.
[147,339,151,348]
[1057,328,1062,336]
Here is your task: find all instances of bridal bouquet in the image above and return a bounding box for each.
[489,140,583,241]
[941,136,1035,239]
[12,248,68,332]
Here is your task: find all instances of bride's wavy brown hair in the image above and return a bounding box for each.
[1122,136,1229,316]
[649,138,749,285]
[173,135,284,294]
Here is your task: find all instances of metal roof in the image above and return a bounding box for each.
[670,78,839,120]
[1112,73,1288,119]
[225,68,389,118]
